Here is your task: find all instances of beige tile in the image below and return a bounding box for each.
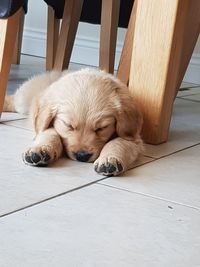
[0,184,199,267]
[0,122,153,216]
[180,81,199,89]
[144,98,200,158]
[3,118,32,131]
[100,144,200,209]
[177,86,200,97]
[1,112,27,122]
[0,55,199,267]
[181,93,200,102]
[130,155,154,167]
[0,124,106,216]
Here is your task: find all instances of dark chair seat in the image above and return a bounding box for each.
[44,0,134,28]
[0,0,27,18]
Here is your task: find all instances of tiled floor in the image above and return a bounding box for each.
[0,56,200,266]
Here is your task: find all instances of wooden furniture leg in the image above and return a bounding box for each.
[127,0,200,144]
[46,6,60,70]
[12,10,25,65]
[0,9,22,117]
[53,0,84,71]
[100,0,120,73]
[117,0,137,84]
[175,0,200,95]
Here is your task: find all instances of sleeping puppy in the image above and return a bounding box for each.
[4,68,143,176]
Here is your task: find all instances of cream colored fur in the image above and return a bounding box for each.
[4,68,143,176]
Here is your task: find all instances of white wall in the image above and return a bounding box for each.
[22,1,200,83]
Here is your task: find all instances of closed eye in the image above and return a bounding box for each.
[95,125,108,133]
[67,124,74,131]
[59,119,75,131]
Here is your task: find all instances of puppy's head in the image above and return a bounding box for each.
[33,69,142,162]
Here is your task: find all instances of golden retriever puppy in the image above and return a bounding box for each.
[4,68,143,176]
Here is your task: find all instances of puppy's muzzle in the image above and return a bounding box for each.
[74,151,92,162]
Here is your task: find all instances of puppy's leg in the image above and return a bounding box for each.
[94,137,143,176]
[23,128,63,166]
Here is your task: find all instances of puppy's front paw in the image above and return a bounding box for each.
[94,156,124,176]
[23,146,52,166]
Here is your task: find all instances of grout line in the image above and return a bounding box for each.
[177,96,200,103]
[3,125,32,132]
[128,157,156,170]
[144,142,200,162]
[1,124,32,132]
[1,117,27,123]
[97,183,200,211]
[1,121,32,132]
[179,85,200,90]
[177,91,200,97]
[0,176,109,219]
[0,139,199,218]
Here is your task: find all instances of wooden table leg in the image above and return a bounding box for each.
[0,9,22,117]
[100,0,120,73]
[12,10,25,65]
[117,0,137,84]
[46,6,60,70]
[175,0,200,95]
[128,0,200,144]
[53,0,84,71]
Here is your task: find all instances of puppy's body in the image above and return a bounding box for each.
[4,71,63,114]
[4,68,143,176]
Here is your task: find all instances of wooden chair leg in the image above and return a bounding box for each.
[128,0,200,144]
[99,0,120,73]
[0,9,22,117]
[53,0,84,71]
[46,6,60,70]
[117,0,137,84]
[12,10,25,65]
[175,0,200,95]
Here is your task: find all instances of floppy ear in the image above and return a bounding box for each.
[115,93,143,140]
[32,98,56,134]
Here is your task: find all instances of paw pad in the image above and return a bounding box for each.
[94,158,123,176]
[23,150,51,167]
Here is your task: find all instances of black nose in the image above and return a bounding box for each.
[74,151,92,162]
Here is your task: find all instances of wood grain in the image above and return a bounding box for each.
[46,6,60,70]
[12,10,25,65]
[117,0,137,84]
[128,0,199,144]
[53,0,84,71]
[100,0,120,73]
[0,9,22,116]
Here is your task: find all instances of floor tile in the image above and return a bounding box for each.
[0,112,27,122]
[178,85,200,95]
[178,86,200,97]
[1,54,199,267]
[180,81,199,89]
[100,144,200,209]
[181,93,200,102]
[7,56,46,95]
[0,184,199,267]
[2,117,32,130]
[0,124,106,216]
[144,98,200,158]
[0,122,152,216]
